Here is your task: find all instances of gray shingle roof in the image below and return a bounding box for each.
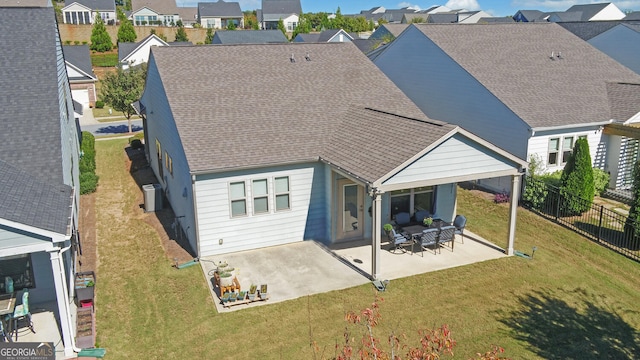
[427,13,458,23]
[321,107,454,182]
[198,0,241,17]
[369,23,409,40]
[514,10,546,22]
[177,6,197,22]
[351,38,379,54]
[146,42,440,176]
[63,45,96,80]
[558,20,640,40]
[608,82,640,121]
[0,159,72,235]
[548,11,584,22]
[566,3,610,21]
[413,23,640,128]
[75,0,115,11]
[478,17,514,23]
[293,32,320,42]
[261,0,301,20]
[0,7,66,183]
[118,34,168,61]
[625,12,640,20]
[0,0,50,7]
[211,30,288,44]
[317,29,352,42]
[131,0,178,14]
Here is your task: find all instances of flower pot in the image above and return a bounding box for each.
[247,292,256,301]
[219,273,234,287]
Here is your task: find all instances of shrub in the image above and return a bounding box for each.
[74,40,80,45]
[494,191,510,204]
[560,138,594,215]
[64,40,72,45]
[522,176,549,210]
[79,131,98,194]
[593,168,610,196]
[95,100,104,109]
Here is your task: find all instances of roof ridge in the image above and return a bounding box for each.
[364,107,444,126]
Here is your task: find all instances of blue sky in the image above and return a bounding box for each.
[189,1,640,17]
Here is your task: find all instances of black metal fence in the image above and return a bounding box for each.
[522,176,640,262]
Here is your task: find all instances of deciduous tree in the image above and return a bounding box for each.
[100,65,146,133]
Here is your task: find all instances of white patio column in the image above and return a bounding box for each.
[507,174,521,255]
[50,249,75,357]
[372,192,382,279]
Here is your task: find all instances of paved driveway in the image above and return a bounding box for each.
[200,241,370,313]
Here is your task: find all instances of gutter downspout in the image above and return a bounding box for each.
[191,174,201,258]
[52,242,84,355]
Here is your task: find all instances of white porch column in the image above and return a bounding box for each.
[507,174,521,255]
[371,192,382,280]
[50,249,75,357]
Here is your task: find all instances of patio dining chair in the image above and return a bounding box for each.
[388,228,413,254]
[453,215,467,243]
[418,227,439,256]
[7,289,35,341]
[394,212,411,228]
[437,225,457,253]
[414,210,431,225]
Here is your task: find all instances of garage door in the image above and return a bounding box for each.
[71,89,89,111]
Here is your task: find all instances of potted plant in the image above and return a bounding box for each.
[228,291,238,302]
[218,271,234,287]
[248,284,257,301]
[383,223,393,233]
[221,292,230,303]
[259,284,268,299]
[238,290,246,301]
[423,217,433,227]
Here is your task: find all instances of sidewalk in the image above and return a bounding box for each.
[79,107,99,126]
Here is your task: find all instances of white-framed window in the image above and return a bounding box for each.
[274,176,290,211]
[390,186,434,218]
[252,179,269,214]
[0,254,35,292]
[230,181,247,217]
[548,138,560,166]
[562,136,574,164]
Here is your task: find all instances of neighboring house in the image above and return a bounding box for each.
[512,10,547,22]
[478,17,515,24]
[129,0,180,26]
[372,23,640,192]
[351,38,379,54]
[63,45,97,110]
[62,0,116,24]
[427,13,458,23]
[587,24,640,75]
[211,30,288,44]
[139,42,526,279]
[368,23,409,41]
[625,12,640,20]
[0,5,81,357]
[544,2,625,23]
[118,34,171,69]
[197,0,243,29]
[293,29,353,43]
[177,6,198,27]
[457,10,491,23]
[259,0,301,31]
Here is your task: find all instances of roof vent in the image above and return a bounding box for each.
[290,53,296,63]
[305,52,311,61]
[549,51,555,60]
[556,51,563,59]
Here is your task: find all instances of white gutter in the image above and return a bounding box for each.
[531,119,613,133]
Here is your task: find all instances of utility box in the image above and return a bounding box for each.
[143,183,163,212]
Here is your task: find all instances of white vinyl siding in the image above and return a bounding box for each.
[527,129,602,174]
[383,134,517,186]
[194,163,327,256]
[120,37,168,69]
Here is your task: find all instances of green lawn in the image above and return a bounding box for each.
[94,139,640,359]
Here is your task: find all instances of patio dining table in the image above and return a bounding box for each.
[0,292,16,341]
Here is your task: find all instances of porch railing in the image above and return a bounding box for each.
[522,175,640,262]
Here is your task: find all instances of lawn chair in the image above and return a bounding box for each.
[388,228,413,254]
[437,225,457,253]
[418,227,439,256]
[453,215,467,243]
[7,289,35,341]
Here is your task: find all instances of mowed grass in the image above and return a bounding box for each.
[94,139,640,359]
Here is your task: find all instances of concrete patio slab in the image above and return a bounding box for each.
[10,301,69,359]
[200,241,371,313]
[200,230,508,312]
[330,230,508,281]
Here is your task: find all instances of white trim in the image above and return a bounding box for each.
[0,242,56,258]
[121,35,170,64]
[378,169,520,192]
[0,218,66,243]
[65,61,97,81]
[531,120,612,132]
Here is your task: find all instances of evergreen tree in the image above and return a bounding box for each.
[117,19,137,43]
[205,28,213,44]
[291,16,311,39]
[625,159,640,249]
[277,18,287,37]
[90,15,113,52]
[150,28,168,42]
[559,138,594,215]
[175,20,189,42]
